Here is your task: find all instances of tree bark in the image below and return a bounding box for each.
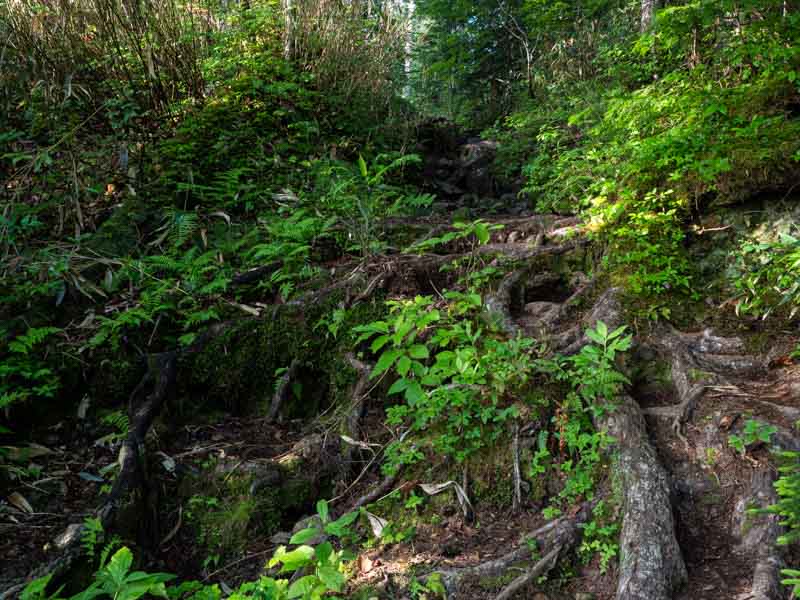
[640,0,658,32]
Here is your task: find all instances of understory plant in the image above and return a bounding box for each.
[354,292,535,472]
[734,230,800,321]
[22,501,360,600]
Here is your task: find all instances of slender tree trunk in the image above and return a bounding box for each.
[282,0,294,59]
[640,0,658,32]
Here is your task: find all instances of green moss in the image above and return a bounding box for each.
[478,567,524,590]
[179,293,386,417]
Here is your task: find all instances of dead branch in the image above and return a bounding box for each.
[494,544,562,600]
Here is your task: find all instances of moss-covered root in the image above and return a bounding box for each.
[566,287,688,599]
[597,394,688,600]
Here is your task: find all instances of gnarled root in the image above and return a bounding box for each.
[599,395,688,599]
[732,467,786,600]
[1,349,179,598]
[561,288,688,599]
[432,502,595,598]
[642,327,765,438]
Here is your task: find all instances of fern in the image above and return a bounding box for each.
[7,327,61,354]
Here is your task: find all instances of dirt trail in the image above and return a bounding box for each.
[3,130,799,600]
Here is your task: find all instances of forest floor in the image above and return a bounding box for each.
[2,132,799,600]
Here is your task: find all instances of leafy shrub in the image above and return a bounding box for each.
[22,500,361,600]
[734,231,800,321]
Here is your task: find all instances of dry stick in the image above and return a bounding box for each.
[494,545,562,600]
[511,422,522,512]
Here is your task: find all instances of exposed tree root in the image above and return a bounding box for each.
[551,287,624,355]
[1,275,389,595]
[431,502,595,598]
[1,349,179,598]
[511,423,522,512]
[340,354,374,469]
[641,327,766,439]
[732,467,786,600]
[493,544,563,600]
[599,394,688,599]
[550,287,688,599]
[341,470,402,516]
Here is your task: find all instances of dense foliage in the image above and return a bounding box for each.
[3,0,800,596]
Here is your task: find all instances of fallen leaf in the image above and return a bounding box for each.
[8,492,34,514]
[419,481,474,518]
[364,511,388,537]
[358,554,374,574]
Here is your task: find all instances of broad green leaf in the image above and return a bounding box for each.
[396,355,412,377]
[317,499,330,523]
[276,546,315,573]
[290,527,320,545]
[325,510,359,537]
[317,566,345,592]
[287,575,318,599]
[371,350,401,379]
[474,222,490,244]
[388,378,409,395]
[370,335,391,353]
[585,329,604,345]
[315,541,333,564]
[408,344,429,359]
[404,381,425,406]
[105,547,133,587]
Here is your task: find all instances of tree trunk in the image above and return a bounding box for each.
[282,0,294,59]
[640,0,658,32]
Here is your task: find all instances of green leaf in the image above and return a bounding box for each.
[396,355,412,377]
[287,575,319,599]
[371,350,401,379]
[474,222,490,244]
[370,335,391,353]
[276,546,315,573]
[404,381,425,406]
[585,329,604,345]
[290,528,320,545]
[316,499,330,523]
[317,566,345,592]
[21,574,53,600]
[315,541,333,564]
[408,344,429,360]
[358,155,368,180]
[105,547,133,587]
[388,378,410,395]
[324,510,359,537]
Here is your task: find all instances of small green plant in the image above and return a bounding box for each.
[409,573,446,600]
[578,500,620,574]
[23,500,364,600]
[81,517,105,561]
[734,231,800,320]
[22,547,175,600]
[764,451,800,594]
[353,293,534,473]
[0,327,61,412]
[728,419,777,456]
[536,321,631,505]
